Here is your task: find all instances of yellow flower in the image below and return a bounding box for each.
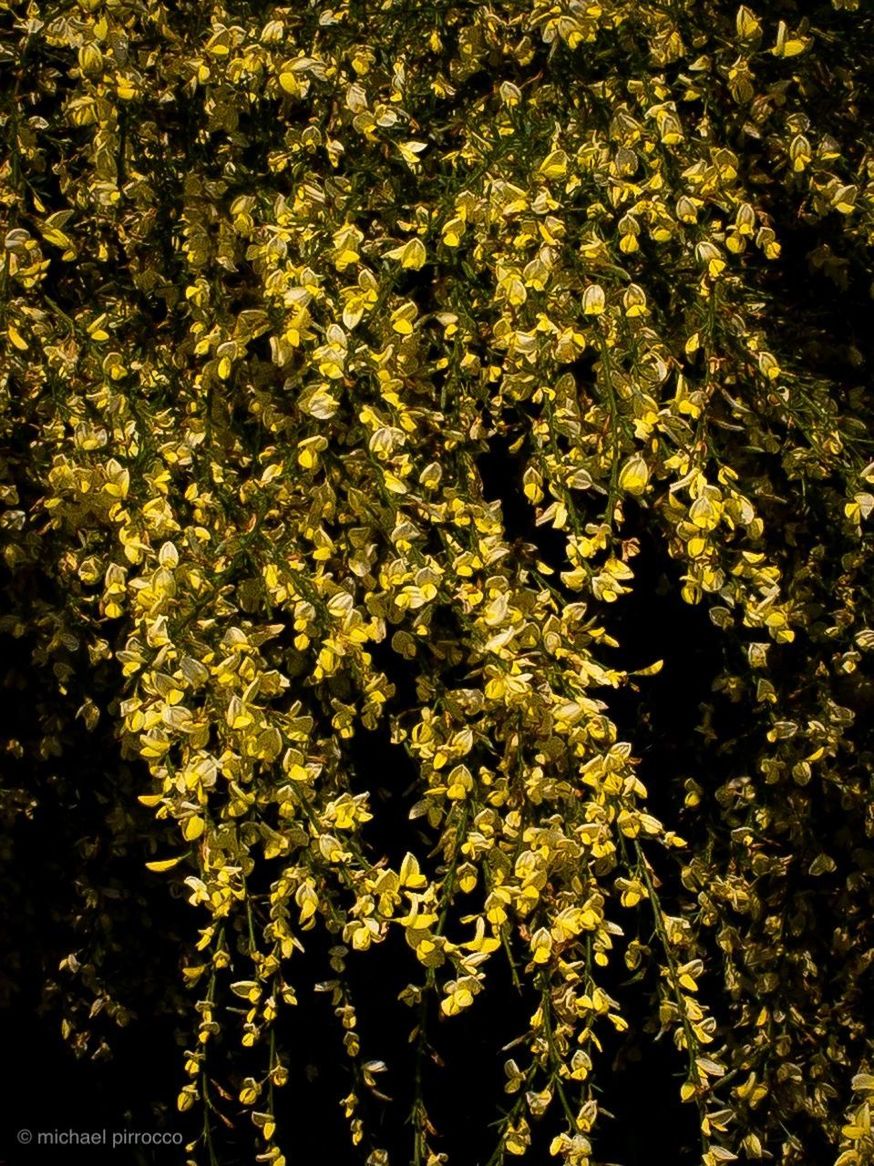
[618,453,650,496]
[582,284,605,316]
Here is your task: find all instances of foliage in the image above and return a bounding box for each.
[1,0,873,1163]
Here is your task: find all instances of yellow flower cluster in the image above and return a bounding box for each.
[1,1,872,1165]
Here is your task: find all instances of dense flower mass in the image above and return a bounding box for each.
[1,1,873,1164]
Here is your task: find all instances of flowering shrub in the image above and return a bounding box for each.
[1,1,873,1164]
